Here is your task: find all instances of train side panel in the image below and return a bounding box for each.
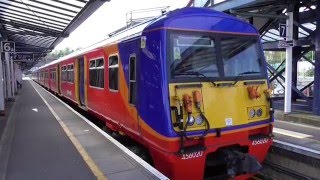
[85,43,142,139]
[60,59,77,103]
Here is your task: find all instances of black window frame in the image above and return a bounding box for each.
[108,54,119,92]
[61,65,67,82]
[89,57,105,89]
[129,54,136,105]
[51,68,56,80]
[67,64,74,83]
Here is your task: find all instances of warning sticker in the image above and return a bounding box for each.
[225,118,233,126]
[141,36,146,48]
[173,47,181,60]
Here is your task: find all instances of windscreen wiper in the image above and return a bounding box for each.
[173,72,217,86]
[232,71,260,85]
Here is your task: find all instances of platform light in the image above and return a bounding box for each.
[249,109,255,118]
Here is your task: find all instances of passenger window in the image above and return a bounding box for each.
[51,68,56,80]
[62,66,67,82]
[129,55,136,105]
[68,64,74,83]
[67,65,70,82]
[89,58,104,88]
[108,55,119,91]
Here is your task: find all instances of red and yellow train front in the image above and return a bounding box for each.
[158,31,273,180]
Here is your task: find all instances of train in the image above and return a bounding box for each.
[32,7,273,180]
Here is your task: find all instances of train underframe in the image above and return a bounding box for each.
[149,126,272,180]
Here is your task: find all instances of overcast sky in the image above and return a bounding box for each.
[54,0,190,51]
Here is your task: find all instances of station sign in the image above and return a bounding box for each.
[1,41,15,52]
[278,40,293,48]
[279,23,286,38]
[10,53,33,61]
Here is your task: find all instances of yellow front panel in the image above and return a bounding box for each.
[202,83,247,128]
[169,80,270,132]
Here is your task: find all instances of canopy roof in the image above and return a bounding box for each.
[0,0,108,70]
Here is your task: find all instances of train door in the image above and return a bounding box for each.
[78,57,86,106]
[128,54,140,134]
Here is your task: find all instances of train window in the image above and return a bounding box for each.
[89,58,104,88]
[62,66,67,82]
[89,60,96,86]
[108,55,119,91]
[221,37,262,77]
[90,60,95,68]
[96,59,104,88]
[170,33,219,79]
[129,55,136,105]
[67,65,70,82]
[51,68,56,80]
[45,70,48,78]
[68,64,74,83]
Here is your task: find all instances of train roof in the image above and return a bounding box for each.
[36,7,258,71]
[144,7,258,34]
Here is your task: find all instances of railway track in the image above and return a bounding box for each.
[256,161,315,180]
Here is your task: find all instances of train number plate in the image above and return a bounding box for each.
[252,138,269,146]
[181,151,203,160]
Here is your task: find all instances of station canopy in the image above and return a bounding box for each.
[209,0,318,51]
[0,0,108,70]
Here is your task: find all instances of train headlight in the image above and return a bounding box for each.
[256,108,263,117]
[195,116,204,125]
[186,116,195,126]
[249,109,255,118]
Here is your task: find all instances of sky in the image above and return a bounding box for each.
[54,0,191,51]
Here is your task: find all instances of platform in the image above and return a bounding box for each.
[0,79,168,180]
[272,110,320,159]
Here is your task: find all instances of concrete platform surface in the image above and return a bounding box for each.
[0,80,168,180]
[274,109,320,127]
[273,110,320,160]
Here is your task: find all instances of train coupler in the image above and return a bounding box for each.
[224,150,262,177]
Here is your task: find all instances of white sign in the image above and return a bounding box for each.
[279,23,286,38]
[1,41,15,52]
[225,118,233,126]
[278,40,293,48]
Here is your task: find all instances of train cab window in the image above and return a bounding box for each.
[169,33,219,80]
[108,55,119,91]
[89,58,104,88]
[221,37,262,77]
[129,55,136,105]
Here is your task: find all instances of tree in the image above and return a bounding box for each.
[305,67,314,77]
[48,47,80,59]
[264,51,285,65]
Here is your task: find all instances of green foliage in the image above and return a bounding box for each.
[304,51,315,62]
[264,51,285,65]
[47,47,81,59]
[305,67,314,77]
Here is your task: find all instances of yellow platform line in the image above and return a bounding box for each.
[30,81,106,180]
